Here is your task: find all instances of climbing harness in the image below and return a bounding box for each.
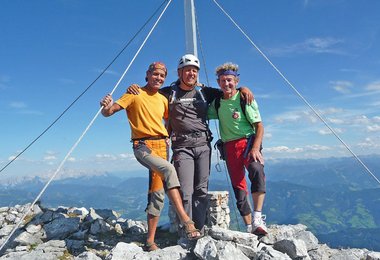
[169,82,206,105]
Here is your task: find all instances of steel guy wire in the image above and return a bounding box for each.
[212,0,380,186]
[0,0,168,175]
[0,0,173,251]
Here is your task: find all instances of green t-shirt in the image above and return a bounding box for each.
[208,91,262,142]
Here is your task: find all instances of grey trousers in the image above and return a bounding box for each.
[133,139,180,217]
[172,143,211,230]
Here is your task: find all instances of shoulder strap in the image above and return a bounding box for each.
[169,82,179,105]
[239,94,247,118]
[195,86,207,103]
[214,96,221,118]
[169,82,206,104]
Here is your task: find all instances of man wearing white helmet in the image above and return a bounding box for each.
[128,54,253,233]
[161,54,254,234]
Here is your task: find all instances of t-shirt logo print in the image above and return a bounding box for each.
[232,108,240,119]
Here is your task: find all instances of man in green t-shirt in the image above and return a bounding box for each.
[208,62,267,236]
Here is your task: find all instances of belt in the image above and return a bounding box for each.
[131,136,167,142]
[171,131,208,139]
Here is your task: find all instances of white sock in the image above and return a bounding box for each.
[253,211,262,219]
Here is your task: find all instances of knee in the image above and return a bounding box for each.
[248,163,266,193]
[181,192,192,202]
[163,164,176,177]
[249,161,263,173]
[163,164,180,189]
[248,162,264,180]
[194,185,208,197]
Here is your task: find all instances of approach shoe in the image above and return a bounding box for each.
[246,224,253,233]
[252,215,268,236]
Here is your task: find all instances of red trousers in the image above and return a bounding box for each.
[225,137,266,216]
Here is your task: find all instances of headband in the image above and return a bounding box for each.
[147,62,167,76]
[217,69,239,77]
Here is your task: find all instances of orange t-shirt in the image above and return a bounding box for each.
[115,88,169,140]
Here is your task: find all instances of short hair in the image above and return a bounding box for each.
[215,62,239,78]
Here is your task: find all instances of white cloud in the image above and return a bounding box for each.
[327,117,344,124]
[94,153,136,162]
[268,37,345,56]
[305,38,340,51]
[321,107,344,115]
[119,153,135,159]
[367,124,380,132]
[95,154,118,160]
[264,144,331,155]
[370,101,380,107]
[324,115,380,128]
[357,138,380,148]
[8,101,43,115]
[256,93,272,99]
[318,128,343,135]
[305,144,331,151]
[274,113,302,123]
[94,68,119,76]
[330,80,353,94]
[365,81,380,91]
[265,146,303,153]
[42,151,59,162]
[274,107,345,126]
[9,102,27,109]
[8,155,17,161]
[43,155,56,161]
[354,115,369,124]
[280,111,379,129]
[264,133,272,139]
[274,110,318,124]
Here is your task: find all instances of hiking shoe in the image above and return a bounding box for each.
[246,224,253,233]
[252,215,268,236]
[143,242,159,252]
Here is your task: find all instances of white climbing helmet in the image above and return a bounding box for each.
[177,54,200,70]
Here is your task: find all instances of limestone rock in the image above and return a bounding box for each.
[1,195,379,260]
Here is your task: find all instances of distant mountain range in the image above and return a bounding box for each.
[1,154,379,250]
[265,154,380,189]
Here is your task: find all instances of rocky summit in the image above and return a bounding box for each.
[1,203,380,260]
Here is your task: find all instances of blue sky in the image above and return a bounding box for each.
[1,0,380,180]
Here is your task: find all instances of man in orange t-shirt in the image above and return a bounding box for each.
[100,62,201,251]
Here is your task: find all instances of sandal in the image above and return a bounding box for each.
[143,242,160,252]
[182,220,202,240]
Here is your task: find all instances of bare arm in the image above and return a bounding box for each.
[126,84,141,95]
[248,122,264,165]
[240,86,254,105]
[100,94,123,117]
